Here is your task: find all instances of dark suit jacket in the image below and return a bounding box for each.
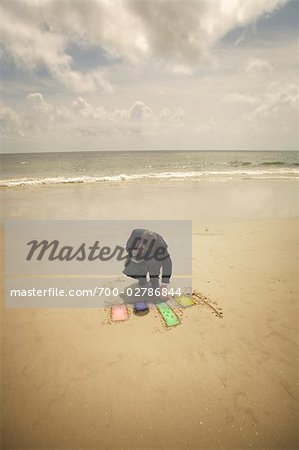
[126,229,172,283]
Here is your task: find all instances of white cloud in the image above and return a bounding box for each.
[129,0,287,68]
[0,102,25,137]
[54,67,114,93]
[72,97,106,120]
[219,80,298,142]
[2,81,296,144]
[223,81,298,119]
[26,92,45,105]
[0,0,288,91]
[244,57,274,76]
[0,93,187,138]
[25,92,71,132]
[129,101,153,120]
[223,93,259,105]
[0,2,113,93]
[250,82,298,120]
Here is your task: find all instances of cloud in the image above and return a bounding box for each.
[223,81,297,117]
[0,93,186,138]
[223,81,298,136]
[129,101,153,120]
[128,0,288,68]
[0,102,25,137]
[223,93,259,105]
[72,97,106,120]
[0,0,288,90]
[250,81,298,120]
[0,1,113,92]
[25,92,71,132]
[2,80,296,142]
[220,80,298,141]
[244,57,274,76]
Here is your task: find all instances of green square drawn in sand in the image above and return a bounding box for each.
[176,295,195,308]
[156,302,181,327]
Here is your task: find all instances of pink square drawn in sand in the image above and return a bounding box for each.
[111,305,128,322]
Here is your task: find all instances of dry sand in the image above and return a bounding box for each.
[0,180,298,449]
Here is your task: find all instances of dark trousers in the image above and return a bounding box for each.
[123,259,161,289]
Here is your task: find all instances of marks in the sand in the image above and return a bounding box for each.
[193,229,223,236]
[233,390,258,425]
[257,350,271,365]
[105,355,123,368]
[263,329,293,344]
[152,326,162,334]
[192,291,223,318]
[279,378,298,401]
[33,388,67,428]
[197,349,208,364]
[103,289,223,331]
[225,408,235,425]
[213,347,230,362]
[239,337,272,366]
[220,376,228,388]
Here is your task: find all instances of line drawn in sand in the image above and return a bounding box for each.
[192,290,223,319]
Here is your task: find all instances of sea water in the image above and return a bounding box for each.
[0,150,298,187]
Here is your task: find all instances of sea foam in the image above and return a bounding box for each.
[1,168,298,187]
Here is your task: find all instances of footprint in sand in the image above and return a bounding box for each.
[152,326,162,334]
[105,354,123,367]
[257,350,271,364]
[233,390,258,424]
[220,376,228,388]
[225,408,235,425]
[280,378,298,401]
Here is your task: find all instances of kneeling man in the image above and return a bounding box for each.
[123,229,172,296]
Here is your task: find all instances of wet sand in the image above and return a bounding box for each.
[0,179,298,449]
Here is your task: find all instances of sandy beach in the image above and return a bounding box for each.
[0,178,298,449]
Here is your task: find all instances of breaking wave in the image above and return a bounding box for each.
[1,168,298,187]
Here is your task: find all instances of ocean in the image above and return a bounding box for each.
[0,150,298,187]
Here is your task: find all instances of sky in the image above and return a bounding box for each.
[0,0,298,153]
